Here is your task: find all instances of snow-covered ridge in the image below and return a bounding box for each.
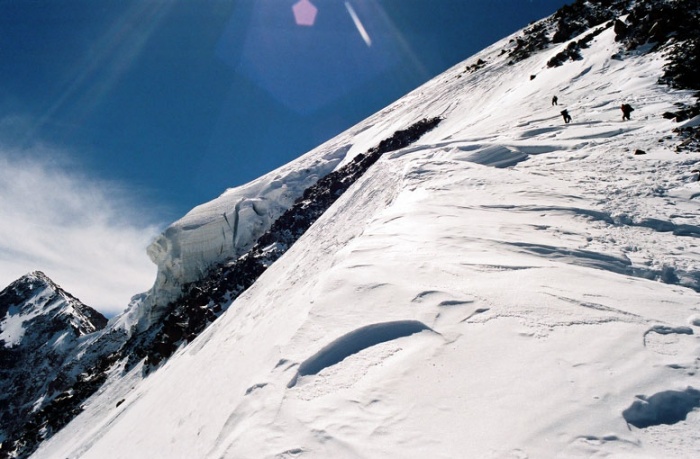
[141,0,700,327]
[130,117,442,371]
[137,120,438,328]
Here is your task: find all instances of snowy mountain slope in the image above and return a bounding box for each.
[1,104,442,459]
[30,3,700,458]
[129,105,425,333]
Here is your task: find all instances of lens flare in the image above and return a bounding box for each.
[345,1,372,46]
[293,0,318,26]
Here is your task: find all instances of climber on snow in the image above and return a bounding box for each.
[621,103,634,121]
[552,95,558,106]
[560,109,571,124]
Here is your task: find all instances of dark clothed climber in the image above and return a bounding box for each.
[561,109,571,124]
[621,103,634,121]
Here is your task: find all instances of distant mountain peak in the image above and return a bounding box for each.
[0,271,107,338]
[1,271,110,457]
[7,270,58,296]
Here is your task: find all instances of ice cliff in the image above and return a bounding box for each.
[141,141,352,324]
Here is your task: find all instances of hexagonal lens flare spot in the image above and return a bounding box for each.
[217,2,402,113]
[293,0,318,26]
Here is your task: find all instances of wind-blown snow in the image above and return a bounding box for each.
[35,18,700,459]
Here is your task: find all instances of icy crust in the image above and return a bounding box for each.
[142,142,352,324]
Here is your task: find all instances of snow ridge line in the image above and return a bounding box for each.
[130,117,443,371]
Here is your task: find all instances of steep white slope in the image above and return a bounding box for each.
[35,21,700,459]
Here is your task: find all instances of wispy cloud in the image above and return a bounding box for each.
[0,145,164,316]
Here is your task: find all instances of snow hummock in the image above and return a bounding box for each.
[35,17,700,459]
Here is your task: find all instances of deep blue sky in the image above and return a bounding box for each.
[1,0,567,222]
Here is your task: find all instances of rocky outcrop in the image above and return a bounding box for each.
[547,25,607,67]
[618,0,700,152]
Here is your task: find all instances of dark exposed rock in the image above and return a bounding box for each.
[507,21,550,64]
[464,58,487,75]
[548,40,584,67]
[673,125,700,153]
[623,387,700,428]
[613,18,628,41]
[662,103,700,152]
[620,1,698,54]
[5,351,118,458]
[505,0,630,66]
[551,0,618,44]
[547,25,608,68]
